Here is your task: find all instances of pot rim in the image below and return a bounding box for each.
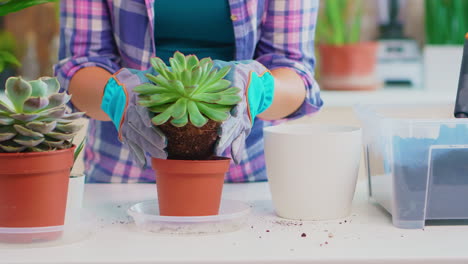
[0,145,76,157]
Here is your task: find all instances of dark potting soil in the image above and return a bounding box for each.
[389,124,468,223]
[159,120,220,160]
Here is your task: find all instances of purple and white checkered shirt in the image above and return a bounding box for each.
[54,0,323,183]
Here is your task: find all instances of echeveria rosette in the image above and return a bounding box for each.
[0,76,85,153]
[134,52,242,128]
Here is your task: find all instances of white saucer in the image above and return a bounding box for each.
[0,209,98,248]
[127,199,251,235]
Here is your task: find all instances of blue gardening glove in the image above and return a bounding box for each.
[212,60,275,163]
[101,68,167,168]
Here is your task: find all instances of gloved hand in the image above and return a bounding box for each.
[212,60,275,163]
[101,68,167,168]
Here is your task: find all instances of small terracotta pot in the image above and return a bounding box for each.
[151,157,231,216]
[318,42,380,91]
[0,147,74,243]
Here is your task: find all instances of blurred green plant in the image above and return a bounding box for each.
[425,0,468,45]
[0,30,20,72]
[0,0,58,16]
[316,0,364,45]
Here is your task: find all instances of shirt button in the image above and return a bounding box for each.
[230,15,238,21]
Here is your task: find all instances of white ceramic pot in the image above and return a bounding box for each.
[65,173,86,225]
[264,124,362,221]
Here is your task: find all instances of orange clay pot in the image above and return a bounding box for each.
[151,157,231,216]
[0,147,74,243]
[317,42,380,91]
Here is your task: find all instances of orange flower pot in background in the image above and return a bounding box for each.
[0,147,74,243]
[152,157,231,216]
[318,42,381,91]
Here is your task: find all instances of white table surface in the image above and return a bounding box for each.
[2,182,468,263]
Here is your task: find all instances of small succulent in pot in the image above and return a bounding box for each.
[0,76,84,153]
[134,51,241,160]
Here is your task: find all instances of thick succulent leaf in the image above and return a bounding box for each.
[148,104,172,113]
[203,79,232,93]
[146,73,172,88]
[199,66,231,90]
[169,57,183,78]
[23,96,49,112]
[29,80,48,97]
[186,55,199,71]
[133,84,169,95]
[151,105,175,126]
[190,66,202,86]
[0,143,26,152]
[40,77,60,94]
[170,113,188,127]
[140,94,178,107]
[43,136,65,147]
[0,115,14,125]
[40,106,66,119]
[0,100,15,113]
[30,146,51,152]
[196,102,230,122]
[0,127,16,141]
[47,93,71,109]
[198,69,217,88]
[5,77,32,112]
[14,124,44,138]
[11,113,40,122]
[46,131,77,140]
[171,80,186,95]
[217,95,243,105]
[180,70,191,87]
[174,51,187,70]
[191,94,222,103]
[199,57,211,68]
[187,100,208,127]
[171,98,187,119]
[13,135,44,147]
[61,112,85,120]
[222,87,242,95]
[56,122,84,133]
[26,121,57,134]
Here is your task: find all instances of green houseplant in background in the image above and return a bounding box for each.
[316,0,380,91]
[0,29,20,91]
[424,0,468,92]
[134,51,241,216]
[0,76,84,243]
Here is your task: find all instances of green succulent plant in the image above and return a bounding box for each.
[0,76,84,153]
[134,52,242,128]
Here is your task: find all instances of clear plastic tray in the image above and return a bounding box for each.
[0,209,98,248]
[127,199,250,235]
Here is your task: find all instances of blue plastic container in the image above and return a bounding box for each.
[356,104,468,229]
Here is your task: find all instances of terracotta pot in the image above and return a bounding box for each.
[318,42,380,91]
[151,157,231,216]
[0,147,75,243]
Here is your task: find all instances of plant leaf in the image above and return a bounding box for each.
[186,55,199,71]
[151,105,175,125]
[174,51,187,70]
[170,113,188,127]
[46,131,76,140]
[171,98,187,119]
[148,104,172,113]
[5,77,32,112]
[13,135,44,147]
[0,115,14,125]
[196,102,229,122]
[23,96,49,112]
[73,137,86,164]
[0,0,59,16]
[217,95,242,105]
[133,84,169,95]
[14,124,44,138]
[39,77,60,94]
[204,79,232,93]
[191,93,222,103]
[11,113,39,122]
[56,122,84,133]
[187,100,207,127]
[26,121,57,134]
[29,80,48,97]
[47,93,71,109]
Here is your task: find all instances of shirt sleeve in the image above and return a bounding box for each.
[53,0,121,112]
[254,0,323,120]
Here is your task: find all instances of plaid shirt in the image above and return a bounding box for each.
[54,0,323,183]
